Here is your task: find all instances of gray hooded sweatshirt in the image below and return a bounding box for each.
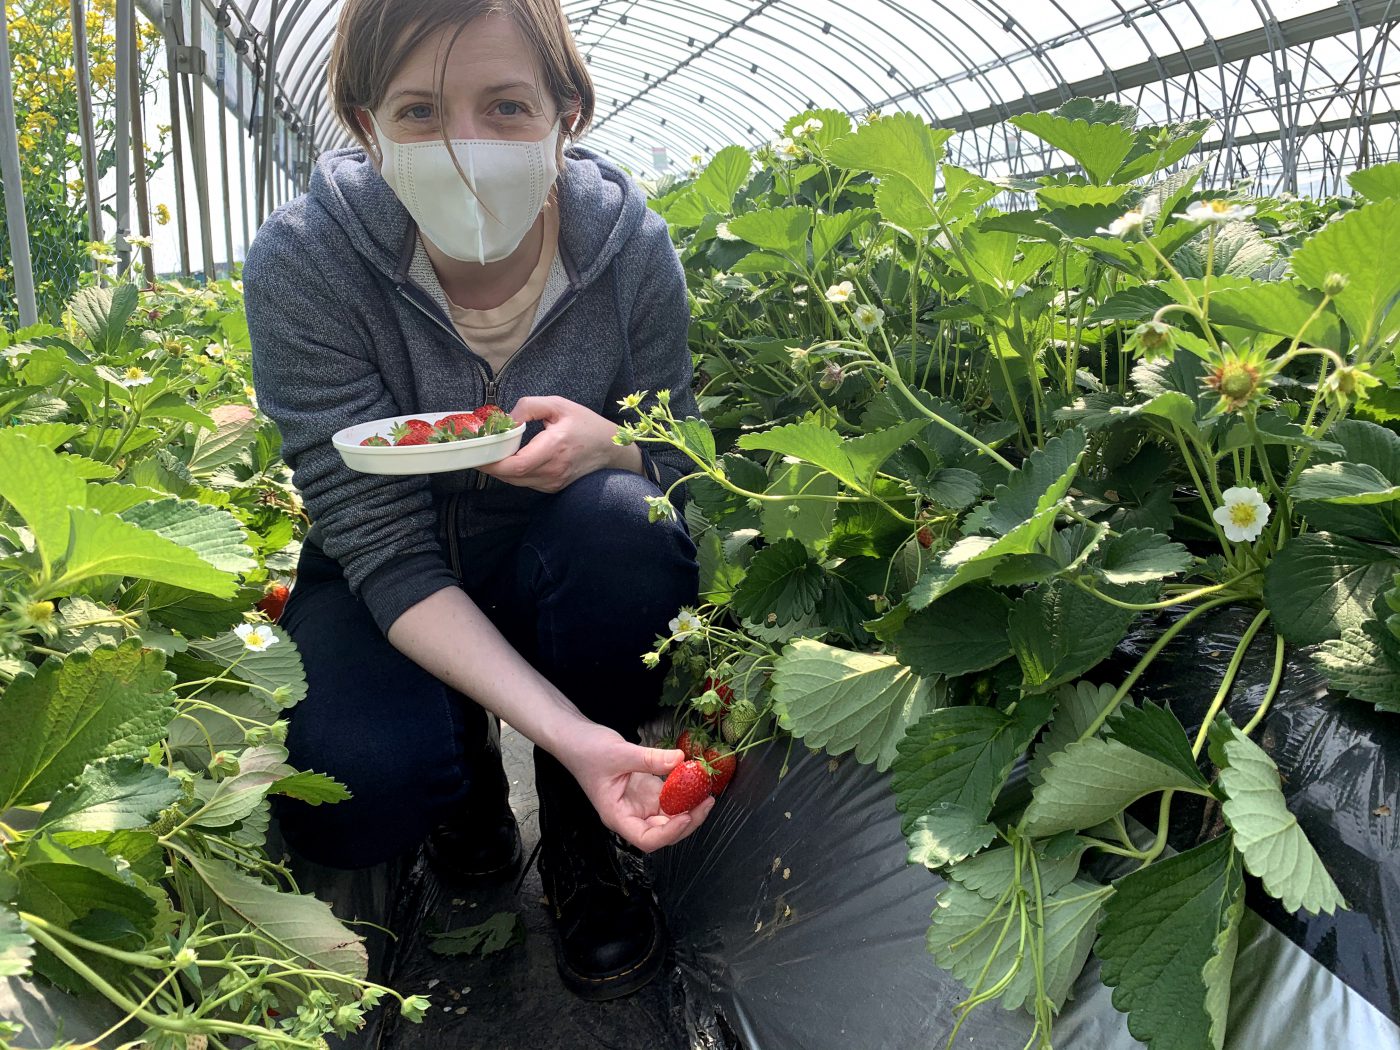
[244,144,697,634]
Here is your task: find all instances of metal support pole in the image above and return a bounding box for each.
[0,0,38,325]
[187,0,216,279]
[236,47,249,256]
[114,0,134,273]
[216,29,234,274]
[129,21,155,278]
[256,0,281,225]
[163,0,191,275]
[70,0,104,246]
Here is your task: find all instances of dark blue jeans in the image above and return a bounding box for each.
[271,469,699,870]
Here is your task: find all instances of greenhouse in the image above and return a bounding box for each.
[2,0,1400,1048]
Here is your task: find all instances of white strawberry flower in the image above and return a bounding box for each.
[853,303,886,334]
[825,281,855,303]
[234,622,279,652]
[1212,486,1271,542]
[1175,199,1256,224]
[118,366,154,387]
[1096,210,1146,237]
[773,137,801,162]
[668,607,704,640]
[794,117,824,137]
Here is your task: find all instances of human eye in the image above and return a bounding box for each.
[400,102,434,122]
[494,100,529,118]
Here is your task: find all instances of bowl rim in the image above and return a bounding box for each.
[331,411,525,455]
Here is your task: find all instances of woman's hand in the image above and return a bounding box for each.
[554,721,714,852]
[476,395,640,492]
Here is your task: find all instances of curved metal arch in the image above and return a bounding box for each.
[209,0,1400,205]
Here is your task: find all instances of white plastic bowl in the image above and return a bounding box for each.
[332,411,525,475]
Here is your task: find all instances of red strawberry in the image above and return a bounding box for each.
[676,727,707,760]
[660,760,712,815]
[359,435,391,447]
[703,744,737,796]
[473,406,516,436]
[257,583,290,621]
[435,412,482,439]
[703,676,734,707]
[917,526,933,549]
[390,419,435,446]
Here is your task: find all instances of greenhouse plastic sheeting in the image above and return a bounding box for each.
[647,607,1400,1050]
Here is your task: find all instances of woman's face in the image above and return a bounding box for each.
[366,13,565,146]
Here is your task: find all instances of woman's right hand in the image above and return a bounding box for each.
[554,720,715,853]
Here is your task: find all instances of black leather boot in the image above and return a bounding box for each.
[535,751,667,1001]
[425,721,522,881]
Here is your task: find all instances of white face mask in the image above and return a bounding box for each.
[369,113,560,265]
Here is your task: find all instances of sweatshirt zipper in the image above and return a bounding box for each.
[391,274,580,573]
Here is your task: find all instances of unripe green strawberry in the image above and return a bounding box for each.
[721,699,760,745]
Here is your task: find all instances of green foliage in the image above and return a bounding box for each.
[1096,836,1245,1050]
[0,279,411,1047]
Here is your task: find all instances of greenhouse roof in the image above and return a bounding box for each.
[209,0,1400,195]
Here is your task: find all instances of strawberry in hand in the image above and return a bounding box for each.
[659,760,713,815]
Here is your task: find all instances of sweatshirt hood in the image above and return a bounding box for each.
[306,142,648,290]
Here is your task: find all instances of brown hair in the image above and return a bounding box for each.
[328,0,595,154]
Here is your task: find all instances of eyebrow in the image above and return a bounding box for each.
[386,81,538,104]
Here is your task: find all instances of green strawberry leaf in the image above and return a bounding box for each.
[37,756,182,833]
[0,430,87,573]
[1264,533,1399,645]
[904,804,998,869]
[724,207,811,258]
[1096,835,1245,1050]
[730,538,826,626]
[947,840,1085,900]
[1008,111,1136,184]
[120,499,257,575]
[1008,579,1154,693]
[965,429,1087,536]
[893,585,1013,678]
[928,876,1111,1012]
[1105,700,1208,786]
[892,696,1054,852]
[189,745,298,830]
[772,638,945,771]
[182,853,367,978]
[1314,623,1400,712]
[0,908,33,978]
[826,112,951,196]
[1023,721,1206,838]
[692,145,752,212]
[1291,196,1400,349]
[177,625,307,709]
[1294,462,1400,505]
[267,770,352,806]
[1208,717,1347,915]
[1095,528,1192,585]
[0,641,175,811]
[1028,681,1116,787]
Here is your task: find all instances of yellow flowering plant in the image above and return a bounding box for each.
[1,0,168,325]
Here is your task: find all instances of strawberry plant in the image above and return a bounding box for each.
[0,279,429,1047]
[627,101,1400,1049]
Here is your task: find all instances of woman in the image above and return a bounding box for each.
[244,0,713,1002]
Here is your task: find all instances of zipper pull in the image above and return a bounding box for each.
[485,378,498,403]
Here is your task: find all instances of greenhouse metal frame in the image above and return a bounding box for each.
[3,0,1400,328]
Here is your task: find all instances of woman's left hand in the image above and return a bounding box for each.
[476,395,636,492]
